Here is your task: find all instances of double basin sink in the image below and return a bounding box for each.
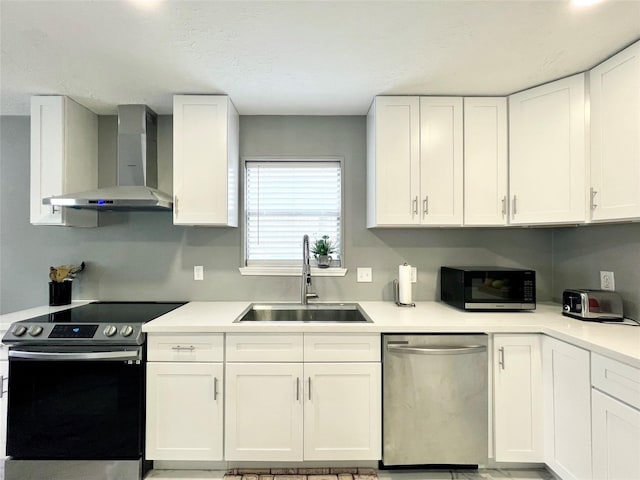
[234,303,372,323]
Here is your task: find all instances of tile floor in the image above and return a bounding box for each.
[146,468,555,480]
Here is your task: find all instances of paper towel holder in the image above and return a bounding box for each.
[393,279,416,307]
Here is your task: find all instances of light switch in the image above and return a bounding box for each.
[357,267,373,283]
[194,265,204,281]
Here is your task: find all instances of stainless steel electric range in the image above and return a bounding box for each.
[2,301,186,480]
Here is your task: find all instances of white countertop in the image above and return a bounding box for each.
[141,301,640,368]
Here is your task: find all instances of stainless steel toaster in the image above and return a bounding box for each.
[562,289,624,321]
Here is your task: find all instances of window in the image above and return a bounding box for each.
[243,158,343,271]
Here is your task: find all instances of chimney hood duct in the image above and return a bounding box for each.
[43,105,172,211]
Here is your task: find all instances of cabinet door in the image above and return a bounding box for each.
[0,352,8,458]
[592,389,640,479]
[463,97,508,226]
[366,96,421,227]
[146,362,223,461]
[493,335,543,462]
[590,40,640,221]
[225,362,303,461]
[173,95,239,226]
[509,74,587,225]
[419,97,463,225]
[543,337,592,480]
[30,96,98,227]
[304,362,381,461]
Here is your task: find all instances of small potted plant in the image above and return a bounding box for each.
[311,235,335,268]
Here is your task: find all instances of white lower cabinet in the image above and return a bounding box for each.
[224,333,381,462]
[304,362,381,461]
[146,362,223,461]
[543,336,592,480]
[224,362,304,461]
[591,353,640,479]
[493,334,543,462]
[146,334,224,461]
[1,339,8,461]
[592,390,640,479]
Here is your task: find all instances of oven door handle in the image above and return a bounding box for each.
[9,349,142,361]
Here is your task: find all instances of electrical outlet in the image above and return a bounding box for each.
[194,265,204,281]
[411,267,417,283]
[357,267,372,283]
[600,271,615,291]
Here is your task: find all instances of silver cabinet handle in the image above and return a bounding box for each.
[51,205,60,215]
[308,377,312,400]
[512,195,517,216]
[501,196,507,217]
[590,188,598,210]
[171,345,195,351]
[423,196,429,217]
[412,196,418,216]
[214,376,219,400]
[174,195,179,216]
[499,347,505,370]
[386,345,486,355]
[295,377,300,401]
[0,375,7,398]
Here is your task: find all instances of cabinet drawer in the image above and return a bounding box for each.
[592,353,640,410]
[226,333,303,362]
[148,333,223,362]
[304,333,380,362]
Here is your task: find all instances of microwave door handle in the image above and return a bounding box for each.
[9,349,142,361]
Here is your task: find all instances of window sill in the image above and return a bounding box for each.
[239,266,348,277]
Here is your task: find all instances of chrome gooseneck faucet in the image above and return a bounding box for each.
[301,234,318,305]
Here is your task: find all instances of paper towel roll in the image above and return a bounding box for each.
[398,264,412,305]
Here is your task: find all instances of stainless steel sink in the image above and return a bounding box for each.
[234,303,373,323]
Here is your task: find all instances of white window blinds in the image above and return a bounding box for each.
[245,160,342,266]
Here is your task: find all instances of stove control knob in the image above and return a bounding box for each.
[28,325,43,337]
[13,325,27,337]
[120,325,134,337]
[103,325,117,337]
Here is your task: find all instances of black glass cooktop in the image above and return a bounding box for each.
[17,301,186,325]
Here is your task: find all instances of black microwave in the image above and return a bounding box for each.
[441,266,536,311]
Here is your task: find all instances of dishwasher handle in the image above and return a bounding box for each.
[386,344,487,355]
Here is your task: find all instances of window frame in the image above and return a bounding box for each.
[239,156,347,277]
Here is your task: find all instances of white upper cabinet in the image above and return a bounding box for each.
[367,96,420,227]
[463,97,508,226]
[419,97,464,225]
[590,40,640,222]
[366,96,463,227]
[30,96,98,227]
[509,74,587,225]
[172,95,239,226]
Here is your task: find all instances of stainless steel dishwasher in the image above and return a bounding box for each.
[382,334,488,467]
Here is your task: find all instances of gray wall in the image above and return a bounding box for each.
[552,223,640,320]
[5,114,635,317]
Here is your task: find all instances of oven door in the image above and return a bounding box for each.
[7,345,144,460]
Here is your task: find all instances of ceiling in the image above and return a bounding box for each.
[1,0,639,116]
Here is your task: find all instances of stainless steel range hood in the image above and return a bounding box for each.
[43,105,172,211]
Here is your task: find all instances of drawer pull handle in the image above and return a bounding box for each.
[171,345,195,351]
[0,375,6,398]
[499,347,505,370]
[214,377,219,400]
